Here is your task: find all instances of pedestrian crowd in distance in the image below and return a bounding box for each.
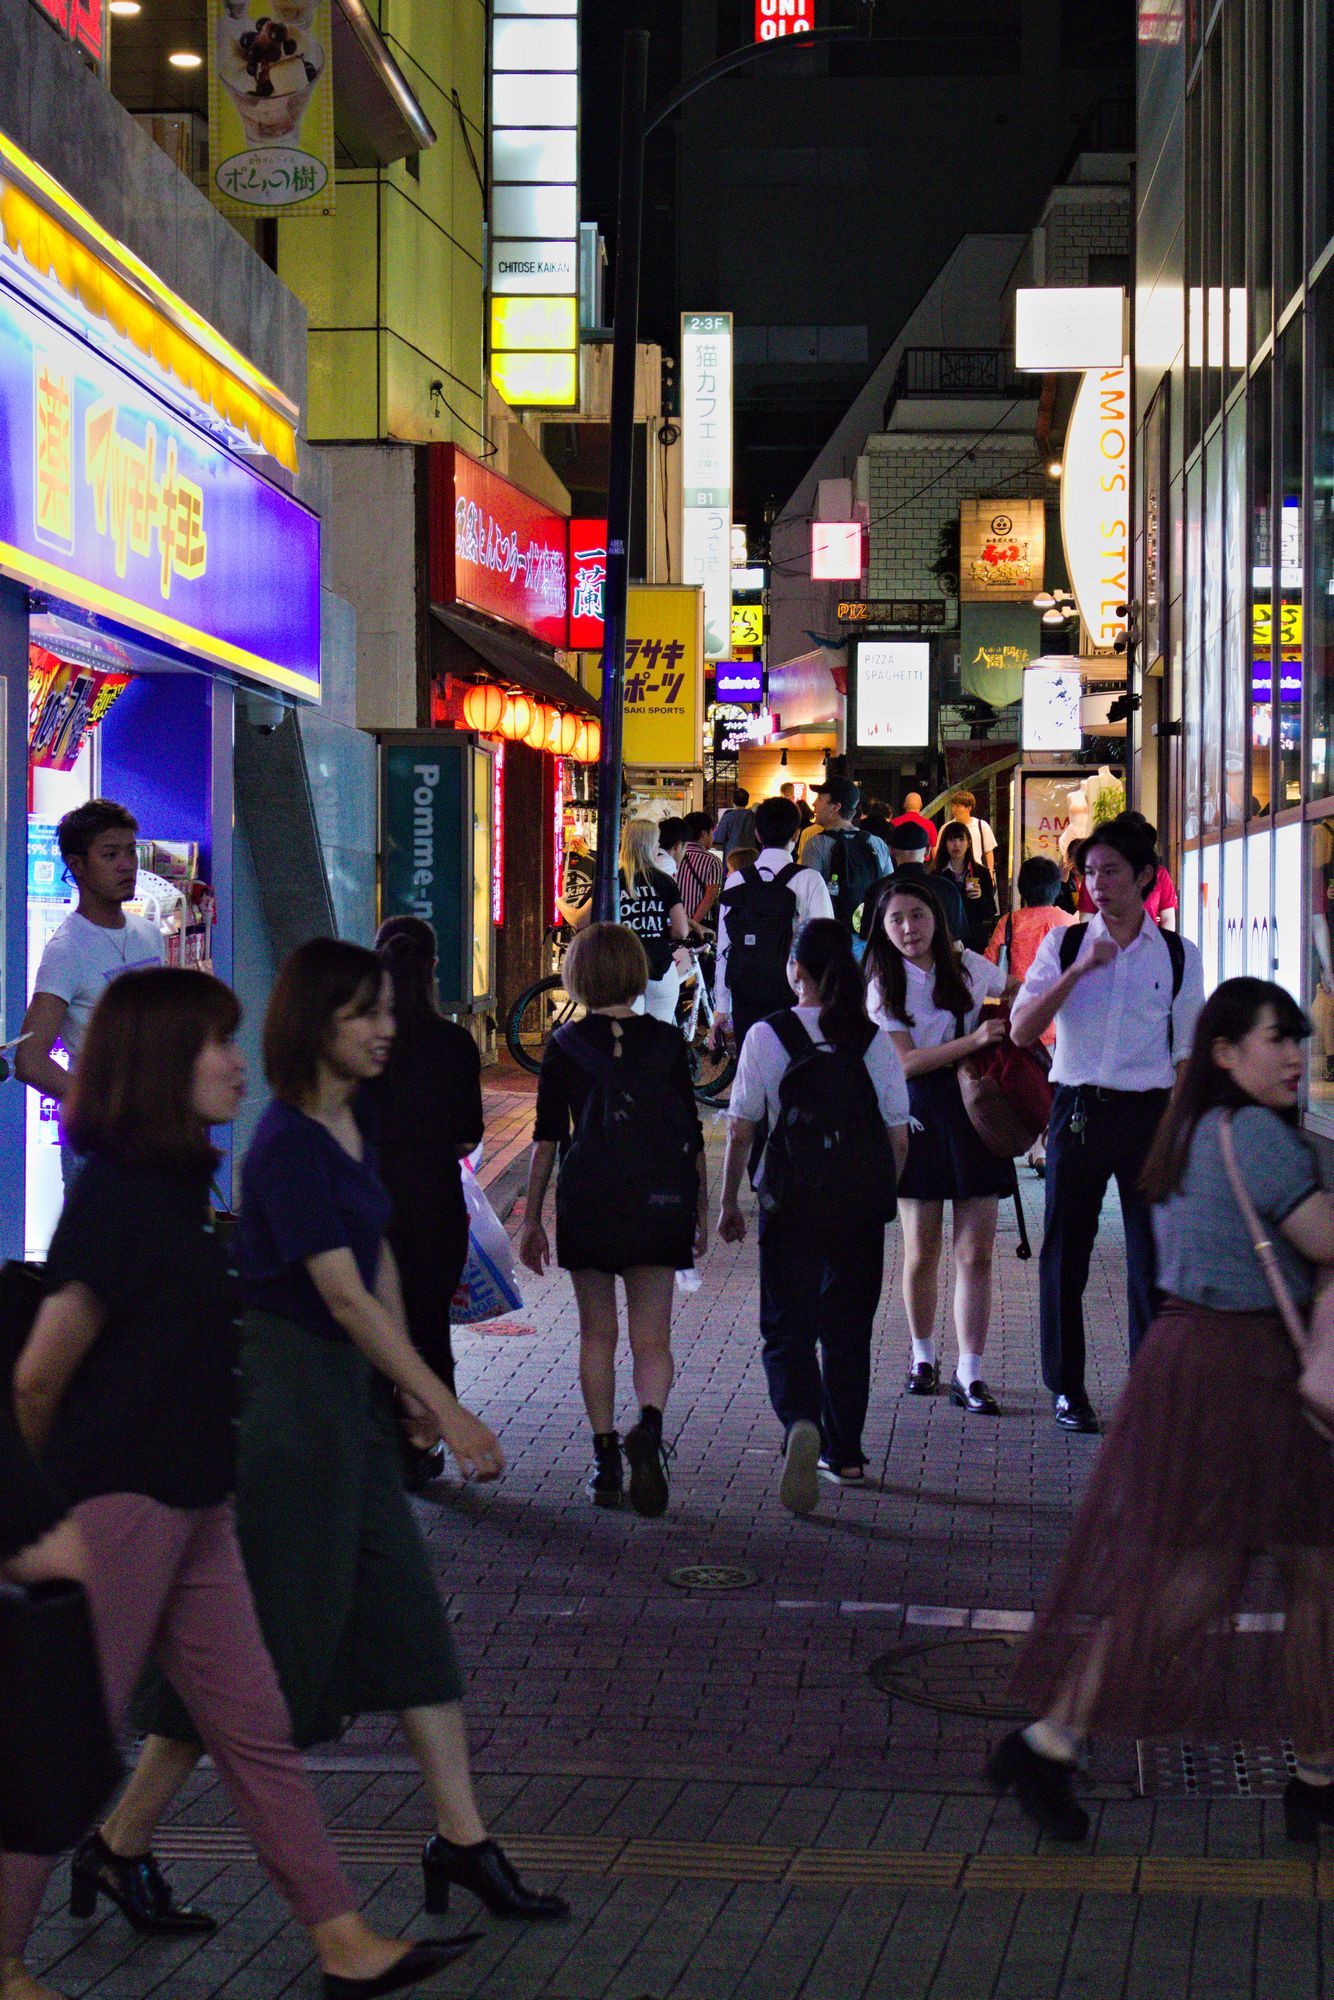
[3,779,1334,2000]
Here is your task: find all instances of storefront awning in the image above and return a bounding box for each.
[333,0,438,165]
[431,607,598,719]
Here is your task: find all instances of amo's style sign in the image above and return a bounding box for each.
[1061,360,1130,652]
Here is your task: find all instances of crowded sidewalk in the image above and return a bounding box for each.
[20,1072,1324,2000]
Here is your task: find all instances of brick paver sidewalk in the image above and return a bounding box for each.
[25,1075,1329,1999]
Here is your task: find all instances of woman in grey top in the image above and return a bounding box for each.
[986,979,1334,1843]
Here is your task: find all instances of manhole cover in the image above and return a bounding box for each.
[868,1635,1027,1720]
[667,1564,758,1593]
[1137,1738,1298,1799]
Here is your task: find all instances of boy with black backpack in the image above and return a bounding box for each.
[713,796,834,1052]
[801,778,893,933]
[1010,816,1204,1435]
[519,924,707,1516]
[718,920,910,1516]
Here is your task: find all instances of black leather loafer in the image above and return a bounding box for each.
[323,1936,479,1999]
[950,1374,999,1415]
[1284,1775,1334,1842]
[422,1835,569,1921]
[986,1729,1089,1841]
[69,1831,217,1935]
[905,1361,939,1396]
[1053,1393,1099,1434]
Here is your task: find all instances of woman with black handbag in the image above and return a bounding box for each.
[4,967,469,2000]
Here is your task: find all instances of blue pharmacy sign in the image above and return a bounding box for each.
[0,277,321,699]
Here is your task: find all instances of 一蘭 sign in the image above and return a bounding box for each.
[622,586,704,769]
[208,0,335,218]
[568,518,607,649]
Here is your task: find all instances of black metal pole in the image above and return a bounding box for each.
[592,30,650,924]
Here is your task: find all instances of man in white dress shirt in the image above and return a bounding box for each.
[1011,815,1204,1433]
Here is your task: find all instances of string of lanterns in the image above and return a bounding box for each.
[461,683,601,762]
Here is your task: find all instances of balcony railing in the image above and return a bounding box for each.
[884,348,1032,425]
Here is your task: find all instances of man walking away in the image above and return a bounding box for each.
[677,811,724,929]
[1010,814,1205,1434]
[714,796,833,1053]
[714,788,756,862]
[893,792,938,854]
[801,779,892,935]
[16,799,164,1181]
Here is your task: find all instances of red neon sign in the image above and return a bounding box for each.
[428,444,568,649]
[33,0,104,62]
[755,0,812,37]
[492,737,506,927]
[552,759,566,925]
[567,518,608,650]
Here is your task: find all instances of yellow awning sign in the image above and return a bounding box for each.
[0,131,299,471]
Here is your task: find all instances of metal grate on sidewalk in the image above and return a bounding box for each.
[1136,1738,1299,1799]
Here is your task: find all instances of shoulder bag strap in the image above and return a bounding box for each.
[1058,921,1088,972]
[1162,927,1186,1059]
[1217,1112,1310,1356]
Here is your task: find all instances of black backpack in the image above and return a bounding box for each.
[1057,921,1186,1054]
[827,831,886,929]
[722,862,801,1018]
[553,1022,699,1253]
[758,1011,898,1231]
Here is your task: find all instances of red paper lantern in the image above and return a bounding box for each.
[462,683,506,735]
[585,720,602,762]
[557,709,581,756]
[524,700,553,751]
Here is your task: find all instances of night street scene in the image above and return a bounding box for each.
[4,0,1334,1996]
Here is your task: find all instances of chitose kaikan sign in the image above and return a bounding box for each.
[429,443,568,649]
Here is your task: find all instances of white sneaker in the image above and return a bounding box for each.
[779,1420,821,1516]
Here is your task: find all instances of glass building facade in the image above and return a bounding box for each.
[1135,0,1334,1129]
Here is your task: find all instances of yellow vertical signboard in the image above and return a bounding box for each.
[208,0,335,219]
[621,586,703,768]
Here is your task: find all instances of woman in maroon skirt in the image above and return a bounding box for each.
[988,977,1334,1842]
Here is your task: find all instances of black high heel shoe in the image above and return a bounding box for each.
[422,1835,569,1921]
[69,1830,217,1935]
[1284,1775,1334,1842]
[324,1936,479,1999]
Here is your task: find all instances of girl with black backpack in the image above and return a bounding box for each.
[518,924,706,1517]
[864,880,1012,1416]
[717,920,910,1515]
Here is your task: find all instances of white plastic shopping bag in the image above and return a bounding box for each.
[452,1164,524,1324]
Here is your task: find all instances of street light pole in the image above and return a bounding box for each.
[591,24,858,925]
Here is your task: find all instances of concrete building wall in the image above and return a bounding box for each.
[865,436,1049,604]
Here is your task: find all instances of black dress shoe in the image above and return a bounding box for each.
[950,1374,1000,1415]
[905,1361,939,1396]
[1053,1393,1099,1434]
[1284,1775,1334,1842]
[986,1728,1089,1841]
[69,1830,217,1935]
[323,1936,480,1999]
[422,1835,569,1921]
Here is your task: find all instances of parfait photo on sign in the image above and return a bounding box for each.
[208,0,334,218]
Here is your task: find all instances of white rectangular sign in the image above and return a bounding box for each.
[1022,665,1083,752]
[681,311,733,659]
[855,640,930,749]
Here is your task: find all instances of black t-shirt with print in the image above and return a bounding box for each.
[618,868,683,978]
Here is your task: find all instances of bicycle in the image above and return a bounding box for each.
[505,932,736,1103]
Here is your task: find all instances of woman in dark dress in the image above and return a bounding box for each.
[367,919,483,1483]
[519,924,706,1517]
[935,820,998,952]
[95,942,566,1939]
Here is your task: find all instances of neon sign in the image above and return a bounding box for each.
[429,445,569,648]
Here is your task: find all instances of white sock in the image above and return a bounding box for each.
[955,1350,983,1389]
[1296,1760,1334,1787]
[1023,1719,1081,1765]
[911,1336,937,1367]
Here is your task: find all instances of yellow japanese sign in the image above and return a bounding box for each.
[730,601,764,649]
[208,0,334,219]
[1253,601,1302,655]
[622,586,704,769]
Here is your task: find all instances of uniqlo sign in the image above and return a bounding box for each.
[755,0,813,37]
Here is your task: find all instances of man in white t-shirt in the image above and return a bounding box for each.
[16,799,165,1172]
[948,790,998,880]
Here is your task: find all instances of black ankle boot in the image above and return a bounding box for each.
[1284,1775,1334,1842]
[69,1830,218,1935]
[422,1834,569,1921]
[587,1430,623,1507]
[986,1729,1089,1841]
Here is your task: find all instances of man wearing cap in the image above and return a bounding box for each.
[800,779,893,932]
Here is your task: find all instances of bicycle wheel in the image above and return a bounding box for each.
[687,1023,736,1101]
[506,973,584,1073]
